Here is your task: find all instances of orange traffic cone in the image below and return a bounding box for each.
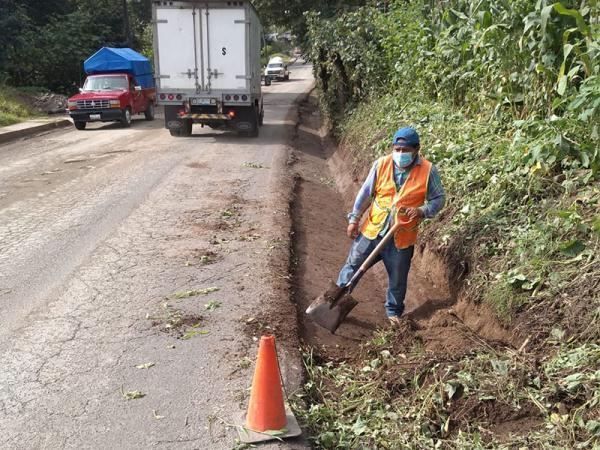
[238,334,302,443]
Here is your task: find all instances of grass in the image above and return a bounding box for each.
[0,86,43,126]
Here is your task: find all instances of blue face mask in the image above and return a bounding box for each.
[393,151,415,168]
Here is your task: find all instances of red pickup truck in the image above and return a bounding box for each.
[67,48,155,130]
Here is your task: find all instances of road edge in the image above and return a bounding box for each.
[263,82,315,448]
[0,118,72,145]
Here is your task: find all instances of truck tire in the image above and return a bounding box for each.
[121,107,132,127]
[249,110,259,137]
[170,119,192,137]
[265,77,271,86]
[180,119,192,137]
[144,103,155,121]
[74,121,86,130]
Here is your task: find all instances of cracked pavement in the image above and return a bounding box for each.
[0,64,313,449]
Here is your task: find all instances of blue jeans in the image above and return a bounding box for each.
[336,233,414,318]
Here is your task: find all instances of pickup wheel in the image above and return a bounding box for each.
[74,121,86,130]
[121,107,132,127]
[144,103,155,121]
[265,77,271,86]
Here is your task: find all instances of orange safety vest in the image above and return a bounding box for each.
[360,154,432,249]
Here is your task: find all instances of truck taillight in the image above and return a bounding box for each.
[176,94,182,100]
[168,94,174,101]
[241,95,248,101]
[159,93,166,100]
[233,95,239,101]
[67,101,77,110]
[225,95,231,101]
[228,110,236,119]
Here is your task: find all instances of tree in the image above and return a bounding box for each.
[253,0,372,44]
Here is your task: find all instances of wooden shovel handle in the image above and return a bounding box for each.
[346,220,403,290]
[358,221,402,271]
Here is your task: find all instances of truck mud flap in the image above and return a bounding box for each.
[235,121,253,131]
[167,120,183,129]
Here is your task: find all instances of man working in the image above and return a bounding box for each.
[337,127,445,326]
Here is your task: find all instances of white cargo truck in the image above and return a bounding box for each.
[152,0,264,137]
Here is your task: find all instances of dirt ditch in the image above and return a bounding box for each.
[289,93,516,358]
[288,92,543,442]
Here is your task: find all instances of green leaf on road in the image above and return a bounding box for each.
[242,161,266,169]
[263,429,287,436]
[171,287,220,298]
[121,387,146,400]
[204,300,222,311]
[136,362,155,370]
[181,329,210,340]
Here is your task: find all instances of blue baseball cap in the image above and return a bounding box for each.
[392,127,420,147]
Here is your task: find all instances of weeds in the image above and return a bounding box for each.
[293,333,600,449]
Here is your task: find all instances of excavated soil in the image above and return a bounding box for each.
[289,92,543,440]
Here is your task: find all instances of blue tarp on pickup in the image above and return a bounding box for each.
[84,47,154,88]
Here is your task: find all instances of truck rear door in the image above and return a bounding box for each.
[200,6,247,91]
[155,5,199,91]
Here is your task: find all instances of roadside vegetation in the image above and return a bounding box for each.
[294,0,599,447]
[1,1,153,92]
[0,86,42,126]
[262,37,295,66]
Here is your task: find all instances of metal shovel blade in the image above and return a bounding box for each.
[306,281,359,333]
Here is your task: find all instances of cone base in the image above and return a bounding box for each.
[237,408,302,443]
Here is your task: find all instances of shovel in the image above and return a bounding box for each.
[305,220,403,333]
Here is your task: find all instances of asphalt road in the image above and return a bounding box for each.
[0,64,313,449]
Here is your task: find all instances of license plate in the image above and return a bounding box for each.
[90,114,101,120]
[191,97,213,105]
